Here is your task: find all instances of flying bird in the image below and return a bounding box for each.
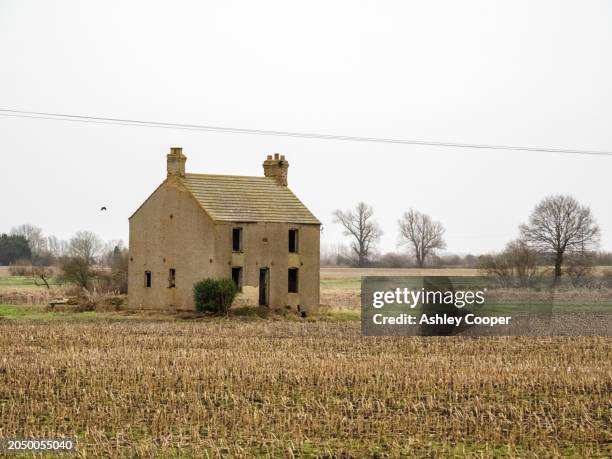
[100,206,107,211]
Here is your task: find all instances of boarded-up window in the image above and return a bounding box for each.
[232,228,243,252]
[289,229,299,253]
[288,268,298,293]
[145,271,152,288]
[232,267,243,292]
[168,268,176,288]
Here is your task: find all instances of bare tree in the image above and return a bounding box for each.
[10,224,46,255]
[333,202,382,267]
[101,240,125,266]
[520,195,599,281]
[565,252,595,287]
[32,266,54,289]
[320,243,351,267]
[479,239,538,287]
[47,235,69,258]
[109,246,129,294]
[59,256,97,290]
[59,231,104,291]
[68,231,103,264]
[478,252,513,287]
[505,239,538,286]
[398,209,446,267]
[9,224,57,266]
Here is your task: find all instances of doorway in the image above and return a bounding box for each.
[259,268,269,306]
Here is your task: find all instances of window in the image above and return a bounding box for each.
[168,268,176,288]
[259,268,269,306]
[289,229,299,253]
[145,271,152,288]
[232,227,243,252]
[288,268,299,293]
[232,267,243,292]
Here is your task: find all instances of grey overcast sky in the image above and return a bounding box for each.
[1,0,611,254]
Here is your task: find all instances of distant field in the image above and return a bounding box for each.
[2,267,610,311]
[321,267,482,279]
[320,268,482,292]
[321,266,612,279]
[0,304,359,323]
[0,304,111,321]
[0,266,609,287]
[0,275,63,289]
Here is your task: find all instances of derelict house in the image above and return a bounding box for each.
[128,148,320,312]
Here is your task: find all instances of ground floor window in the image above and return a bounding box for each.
[259,268,269,306]
[232,267,243,292]
[288,268,298,293]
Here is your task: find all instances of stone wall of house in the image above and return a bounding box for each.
[213,221,320,313]
[128,178,216,310]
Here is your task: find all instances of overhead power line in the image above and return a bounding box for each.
[1,108,611,157]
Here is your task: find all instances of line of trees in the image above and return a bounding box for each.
[332,203,448,268]
[331,202,451,268]
[331,194,606,283]
[0,224,127,293]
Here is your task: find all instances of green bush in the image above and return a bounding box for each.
[193,278,237,314]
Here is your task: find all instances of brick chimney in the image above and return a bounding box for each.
[167,147,186,177]
[263,153,289,186]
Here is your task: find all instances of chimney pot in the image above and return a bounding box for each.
[274,153,280,160]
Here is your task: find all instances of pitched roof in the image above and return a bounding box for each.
[181,173,320,224]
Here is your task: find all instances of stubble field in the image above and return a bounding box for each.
[0,320,610,457]
[0,267,610,457]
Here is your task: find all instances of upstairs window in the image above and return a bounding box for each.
[168,268,176,288]
[232,227,243,252]
[288,268,299,293]
[289,229,299,253]
[145,271,152,288]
